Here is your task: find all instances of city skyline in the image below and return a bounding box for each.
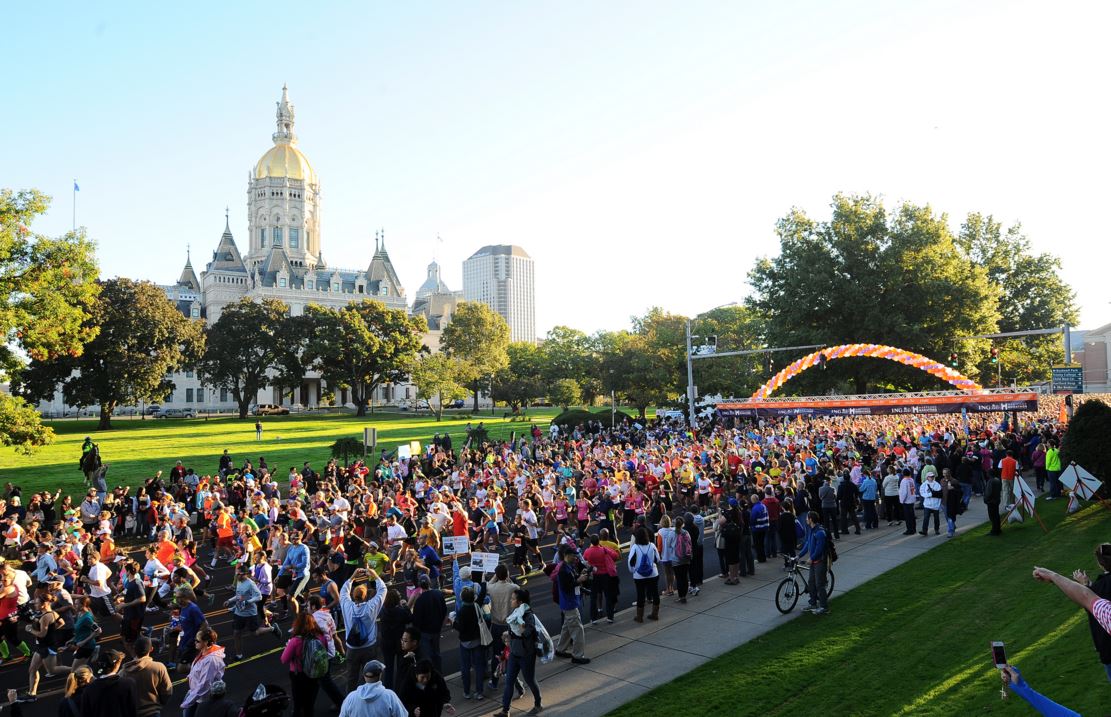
[5,2,1108,335]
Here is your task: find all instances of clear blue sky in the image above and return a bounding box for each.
[5,1,1108,335]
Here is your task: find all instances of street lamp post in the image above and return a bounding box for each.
[686,302,736,427]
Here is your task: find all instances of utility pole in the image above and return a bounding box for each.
[685,318,696,427]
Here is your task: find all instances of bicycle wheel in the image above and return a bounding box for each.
[775,576,800,613]
[826,569,836,598]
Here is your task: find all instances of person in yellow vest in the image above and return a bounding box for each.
[1045,440,1063,500]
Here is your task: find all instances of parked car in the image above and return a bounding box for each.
[145,404,161,415]
[415,399,430,410]
[116,406,138,416]
[252,403,289,416]
[153,407,196,419]
[449,399,466,409]
[287,403,305,414]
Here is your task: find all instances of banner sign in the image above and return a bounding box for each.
[716,392,1038,419]
[1050,366,1083,395]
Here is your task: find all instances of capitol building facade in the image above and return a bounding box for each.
[42,86,473,416]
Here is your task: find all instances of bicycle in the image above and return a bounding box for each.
[774,555,835,614]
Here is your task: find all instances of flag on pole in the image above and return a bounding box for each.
[73,180,80,192]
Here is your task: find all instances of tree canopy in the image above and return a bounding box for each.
[439,301,510,410]
[410,353,470,421]
[303,299,426,417]
[18,277,204,429]
[0,189,99,452]
[748,194,1001,394]
[196,297,292,419]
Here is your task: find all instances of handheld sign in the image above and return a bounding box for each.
[470,552,499,574]
[442,535,470,556]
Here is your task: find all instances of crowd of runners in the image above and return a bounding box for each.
[0,392,1104,717]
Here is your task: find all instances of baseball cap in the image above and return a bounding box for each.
[363,659,386,677]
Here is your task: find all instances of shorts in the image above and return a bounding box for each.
[524,537,538,549]
[121,617,143,643]
[74,644,95,659]
[274,573,294,591]
[90,595,116,618]
[35,643,56,658]
[178,639,198,663]
[233,614,260,632]
[217,536,234,550]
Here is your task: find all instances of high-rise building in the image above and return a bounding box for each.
[462,245,535,343]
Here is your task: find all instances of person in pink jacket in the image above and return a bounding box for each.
[181,627,225,717]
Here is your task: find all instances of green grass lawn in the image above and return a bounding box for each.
[607,499,1111,717]
[0,407,570,496]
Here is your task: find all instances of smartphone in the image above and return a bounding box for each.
[990,641,1007,668]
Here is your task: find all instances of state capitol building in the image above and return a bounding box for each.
[41,86,535,416]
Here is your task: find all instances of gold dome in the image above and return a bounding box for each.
[254,143,316,184]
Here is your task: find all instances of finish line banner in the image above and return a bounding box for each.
[716,392,1039,419]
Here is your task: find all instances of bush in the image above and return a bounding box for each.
[1061,399,1111,485]
[552,408,634,429]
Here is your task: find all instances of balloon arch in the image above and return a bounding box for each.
[750,343,982,400]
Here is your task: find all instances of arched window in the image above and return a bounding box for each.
[273,227,283,246]
[259,228,267,247]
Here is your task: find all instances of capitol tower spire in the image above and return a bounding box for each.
[273,83,296,145]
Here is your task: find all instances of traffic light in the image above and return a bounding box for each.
[949,352,958,367]
[990,347,999,364]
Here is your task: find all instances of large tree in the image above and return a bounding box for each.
[303,299,426,417]
[492,341,546,410]
[19,278,204,429]
[598,328,675,418]
[196,297,291,419]
[1,189,99,452]
[959,214,1079,386]
[747,194,1000,394]
[439,301,510,410]
[539,326,600,404]
[410,353,470,421]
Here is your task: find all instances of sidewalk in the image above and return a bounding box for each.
[447,499,989,717]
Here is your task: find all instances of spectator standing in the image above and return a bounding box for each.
[628,526,661,622]
[1075,544,1111,681]
[918,472,943,536]
[942,472,962,539]
[120,637,172,717]
[1045,441,1063,499]
[984,472,1003,536]
[881,469,901,526]
[398,659,454,717]
[181,627,225,717]
[485,564,517,686]
[453,585,490,700]
[1000,450,1018,509]
[339,659,407,717]
[411,576,448,673]
[281,611,328,717]
[898,470,917,536]
[672,516,693,603]
[799,511,829,615]
[553,547,589,665]
[377,589,412,691]
[340,568,389,692]
[818,478,839,539]
[686,506,706,595]
[859,471,879,530]
[81,649,139,717]
[495,588,543,717]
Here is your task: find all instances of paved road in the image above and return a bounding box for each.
[1,519,728,716]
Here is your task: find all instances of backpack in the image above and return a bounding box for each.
[674,530,691,564]
[721,520,740,542]
[828,538,839,563]
[301,635,330,679]
[633,545,654,577]
[346,615,369,648]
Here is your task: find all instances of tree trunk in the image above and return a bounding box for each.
[97,403,114,430]
[473,380,480,412]
[435,391,443,422]
[238,398,251,419]
[355,390,367,417]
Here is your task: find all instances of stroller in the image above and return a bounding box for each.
[242,684,290,717]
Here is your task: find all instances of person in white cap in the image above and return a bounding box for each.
[339,660,406,717]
